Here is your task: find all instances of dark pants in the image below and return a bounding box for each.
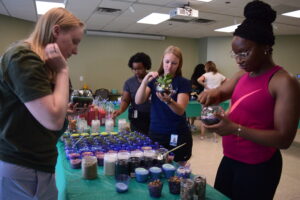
[149,130,193,162]
[129,111,150,135]
[214,150,282,200]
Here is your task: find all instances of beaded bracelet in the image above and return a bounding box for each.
[237,124,242,137]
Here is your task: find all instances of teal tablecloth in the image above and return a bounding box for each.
[55,142,229,200]
[115,100,230,120]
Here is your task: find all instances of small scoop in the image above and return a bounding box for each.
[157,143,187,160]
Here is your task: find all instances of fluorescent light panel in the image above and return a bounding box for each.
[138,13,170,25]
[196,0,213,2]
[282,10,300,18]
[36,1,65,15]
[214,24,240,33]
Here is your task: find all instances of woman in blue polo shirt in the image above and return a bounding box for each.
[135,46,192,165]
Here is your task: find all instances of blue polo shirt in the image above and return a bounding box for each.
[148,76,191,135]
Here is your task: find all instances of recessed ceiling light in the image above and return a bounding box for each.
[137,13,170,25]
[196,0,213,2]
[214,24,240,33]
[282,10,300,18]
[35,1,65,15]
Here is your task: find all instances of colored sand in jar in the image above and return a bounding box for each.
[115,182,128,193]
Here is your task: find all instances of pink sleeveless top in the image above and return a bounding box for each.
[224,66,282,164]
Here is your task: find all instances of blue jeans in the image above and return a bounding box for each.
[0,160,57,200]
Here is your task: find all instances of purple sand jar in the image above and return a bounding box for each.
[70,158,81,169]
[176,166,191,179]
[135,167,149,183]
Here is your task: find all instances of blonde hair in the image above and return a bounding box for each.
[205,61,218,74]
[25,7,84,61]
[157,45,183,76]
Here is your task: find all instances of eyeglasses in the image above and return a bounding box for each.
[230,50,251,60]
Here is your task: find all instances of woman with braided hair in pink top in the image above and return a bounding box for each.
[198,1,300,200]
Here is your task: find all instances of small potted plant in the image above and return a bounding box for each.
[155,74,173,95]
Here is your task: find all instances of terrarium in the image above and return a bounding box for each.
[201,105,224,125]
[155,74,173,95]
[71,89,93,107]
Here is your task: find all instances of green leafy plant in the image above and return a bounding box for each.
[156,74,172,89]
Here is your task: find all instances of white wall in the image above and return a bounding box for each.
[204,36,300,79]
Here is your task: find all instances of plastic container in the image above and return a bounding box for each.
[70,158,81,169]
[168,176,181,195]
[115,151,130,177]
[180,178,195,200]
[148,179,163,198]
[115,174,130,193]
[82,156,98,179]
[193,175,206,200]
[143,149,156,168]
[149,167,162,180]
[104,152,117,176]
[176,166,191,179]
[162,164,176,178]
[135,168,149,183]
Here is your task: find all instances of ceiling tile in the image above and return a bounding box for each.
[2,0,36,21]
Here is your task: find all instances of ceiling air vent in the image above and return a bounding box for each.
[95,7,122,16]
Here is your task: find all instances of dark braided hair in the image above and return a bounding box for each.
[234,1,276,46]
[128,52,152,70]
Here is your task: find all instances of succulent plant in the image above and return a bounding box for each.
[156,74,173,94]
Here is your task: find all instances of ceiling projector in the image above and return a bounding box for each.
[169,7,199,20]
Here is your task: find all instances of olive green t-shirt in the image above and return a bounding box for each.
[0,43,63,173]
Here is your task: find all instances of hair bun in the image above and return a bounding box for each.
[244,1,276,24]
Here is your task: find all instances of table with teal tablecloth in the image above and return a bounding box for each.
[55,141,230,200]
[115,100,230,120]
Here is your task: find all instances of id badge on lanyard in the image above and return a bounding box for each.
[170,134,178,146]
[132,109,138,119]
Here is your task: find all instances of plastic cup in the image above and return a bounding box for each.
[135,167,149,183]
[149,167,162,180]
[115,174,130,193]
[162,164,176,178]
[148,180,163,198]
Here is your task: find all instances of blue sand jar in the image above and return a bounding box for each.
[135,168,149,183]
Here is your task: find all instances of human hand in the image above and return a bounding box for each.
[156,92,172,104]
[197,89,220,106]
[67,102,90,116]
[202,113,237,136]
[112,110,121,119]
[45,43,67,73]
[143,71,158,84]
